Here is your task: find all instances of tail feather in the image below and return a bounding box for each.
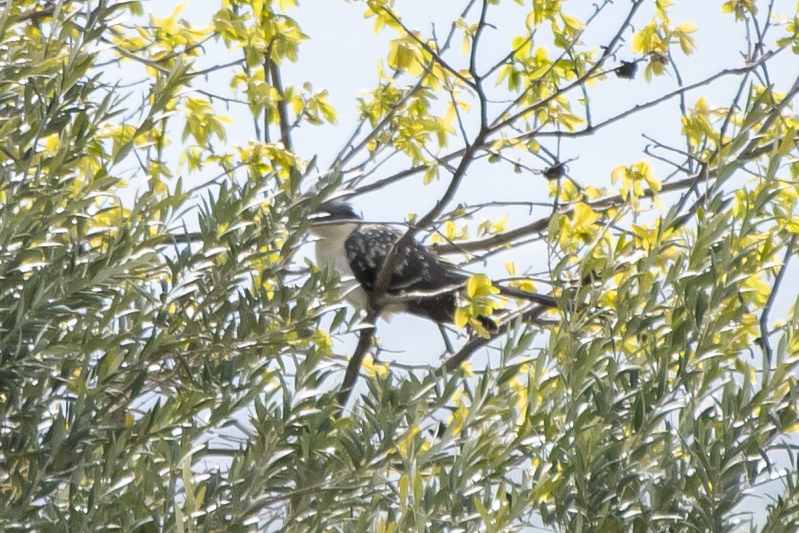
[476,315,499,334]
[497,285,558,308]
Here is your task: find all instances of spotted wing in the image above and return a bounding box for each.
[344,225,461,292]
[345,225,470,322]
[343,225,505,328]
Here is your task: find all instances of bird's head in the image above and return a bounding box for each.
[310,200,362,240]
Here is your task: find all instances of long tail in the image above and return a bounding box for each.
[497,285,558,308]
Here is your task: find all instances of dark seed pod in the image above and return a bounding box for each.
[543,162,567,180]
[615,60,638,79]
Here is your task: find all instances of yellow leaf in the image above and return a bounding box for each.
[631,29,646,53]
[454,306,469,328]
[732,189,746,217]
[560,13,584,31]
[362,354,389,379]
[525,10,536,31]
[493,215,508,233]
[611,166,627,184]
[374,13,386,34]
[466,274,497,298]
[678,33,696,55]
[694,96,709,115]
[312,329,333,355]
[444,102,457,129]
[557,111,585,131]
[742,275,771,307]
[572,202,597,229]
[171,3,188,19]
[42,133,60,152]
[470,317,492,339]
[424,164,439,184]
[511,35,532,59]
[535,46,549,61]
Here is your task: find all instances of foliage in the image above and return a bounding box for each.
[0,1,798,532]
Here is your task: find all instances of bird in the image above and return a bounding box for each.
[310,200,557,339]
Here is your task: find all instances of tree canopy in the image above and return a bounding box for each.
[1,0,799,532]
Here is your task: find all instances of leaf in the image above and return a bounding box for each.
[423,163,439,184]
[467,274,498,298]
[454,306,469,328]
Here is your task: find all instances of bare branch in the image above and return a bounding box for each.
[336,315,378,407]
[437,303,551,374]
[759,232,797,364]
[381,7,478,91]
[514,53,777,144]
[267,58,293,153]
[489,0,644,134]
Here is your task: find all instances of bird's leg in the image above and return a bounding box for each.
[438,324,455,354]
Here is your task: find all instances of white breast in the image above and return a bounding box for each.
[312,222,369,309]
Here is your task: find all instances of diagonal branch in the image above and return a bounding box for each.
[380,6,478,91]
[436,303,551,374]
[432,130,799,256]
[515,54,778,143]
[488,0,644,134]
[758,227,797,364]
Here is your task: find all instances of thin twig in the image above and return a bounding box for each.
[489,0,644,133]
[381,7,478,90]
[516,55,776,143]
[759,233,797,363]
[267,58,293,153]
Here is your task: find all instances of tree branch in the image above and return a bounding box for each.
[759,234,797,364]
[267,57,293,153]
[335,314,378,407]
[488,0,644,134]
[516,54,777,143]
[381,6,478,91]
[436,303,551,375]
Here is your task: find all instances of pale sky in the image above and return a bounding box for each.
[120,0,799,525]
[124,0,798,366]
